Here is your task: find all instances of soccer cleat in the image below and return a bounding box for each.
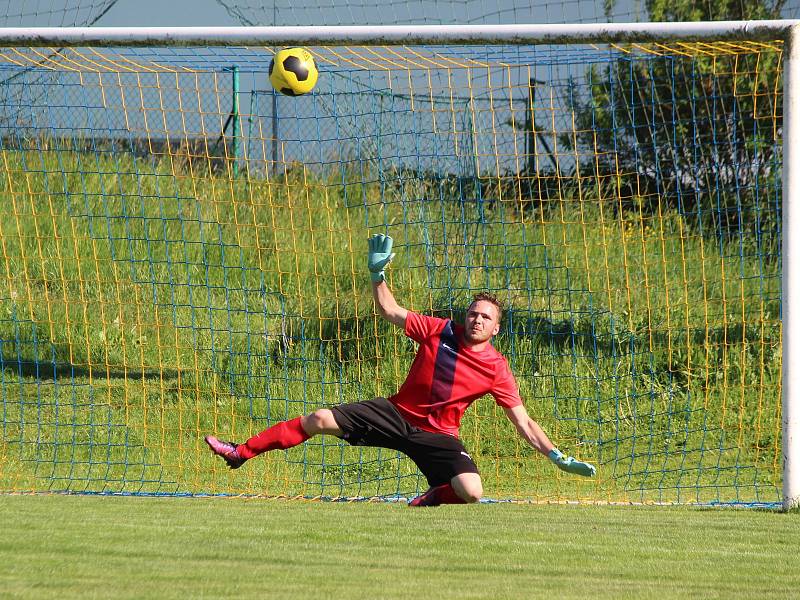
[408,485,443,507]
[204,435,246,469]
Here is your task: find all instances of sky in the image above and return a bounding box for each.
[6,0,800,29]
[9,0,614,29]
[98,0,236,26]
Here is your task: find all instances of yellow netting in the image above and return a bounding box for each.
[0,39,785,71]
[0,40,783,504]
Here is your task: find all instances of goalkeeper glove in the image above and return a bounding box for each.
[548,448,596,477]
[367,233,395,283]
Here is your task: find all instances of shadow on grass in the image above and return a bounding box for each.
[2,359,180,382]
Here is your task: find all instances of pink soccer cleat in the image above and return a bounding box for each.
[204,435,246,469]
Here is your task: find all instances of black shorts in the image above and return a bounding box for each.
[331,397,479,487]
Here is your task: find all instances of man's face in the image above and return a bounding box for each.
[463,300,501,345]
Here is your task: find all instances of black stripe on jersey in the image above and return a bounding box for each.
[430,320,459,404]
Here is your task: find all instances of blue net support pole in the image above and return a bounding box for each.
[232,65,241,177]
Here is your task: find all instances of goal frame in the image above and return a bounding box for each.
[0,21,797,510]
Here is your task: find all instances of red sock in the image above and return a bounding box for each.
[236,416,311,459]
[433,483,468,505]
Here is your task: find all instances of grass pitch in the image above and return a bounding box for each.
[0,495,797,599]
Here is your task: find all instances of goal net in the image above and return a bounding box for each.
[0,33,784,505]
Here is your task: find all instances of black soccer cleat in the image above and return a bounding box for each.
[204,435,246,469]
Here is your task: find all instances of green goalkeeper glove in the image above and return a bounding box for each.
[548,449,596,477]
[367,233,395,283]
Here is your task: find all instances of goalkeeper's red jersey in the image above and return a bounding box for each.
[388,311,522,438]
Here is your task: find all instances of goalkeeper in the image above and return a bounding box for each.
[205,234,596,506]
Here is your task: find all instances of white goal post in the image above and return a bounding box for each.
[0,21,797,509]
[0,21,795,46]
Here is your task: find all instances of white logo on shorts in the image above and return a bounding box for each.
[460,451,472,460]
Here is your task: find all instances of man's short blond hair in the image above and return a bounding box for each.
[469,292,503,323]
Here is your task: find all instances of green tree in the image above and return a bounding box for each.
[566,0,784,240]
[645,0,782,22]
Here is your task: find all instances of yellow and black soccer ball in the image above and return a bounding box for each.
[269,47,319,96]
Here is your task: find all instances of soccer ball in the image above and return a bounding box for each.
[269,48,319,96]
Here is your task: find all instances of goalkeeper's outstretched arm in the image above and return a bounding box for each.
[503,404,596,477]
[373,280,408,328]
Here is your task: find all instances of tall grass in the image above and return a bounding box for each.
[0,147,783,504]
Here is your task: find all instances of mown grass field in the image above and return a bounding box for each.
[1,495,798,599]
[0,40,791,600]
[0,147,784,504]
